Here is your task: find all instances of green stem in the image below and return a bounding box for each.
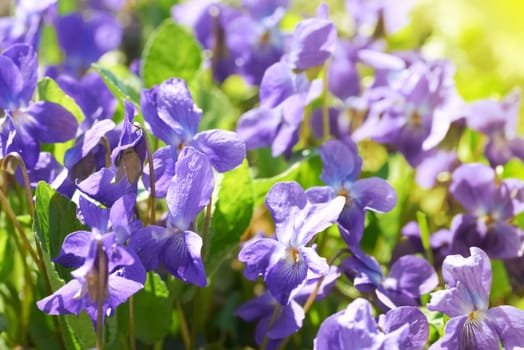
[96,239,107,350]
[134,123,156,225]
[300,104,312,147]
[100,136,112,169]
[175,299,191,350]
[4,211,32,346]
[0,188,40,267]
[2,153,34,217]
[201,202,212,261]
[128,296,136,350]
[260,304,281,350]
[190,202,212,348]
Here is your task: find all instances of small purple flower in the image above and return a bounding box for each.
[172,1,241,82]
[57,114,120,198]
[342,246,437,309]
[415,150,458,189]
[54,12,122,76]
[37,195,145,327]
[238,181,344,305]
[314,298,428,350]
[352,58,464,167]
[284,4,337,72]
[0,43,78,170]
[76,101,146,206]
[346,0,416,37]
[225,4,285,85]
[448,163,524,259]
[236,292,304,349]
[37,231,144,328]
[466,89,524,167]
[0,0,56,49]
[237,4,336,157]
[327,39,362,101]
[141,78,245,197]
[427,247,524,349]
[129,146,214,287]
[56,71,117,131]
[306,139,396,246]
[236,266,339,348]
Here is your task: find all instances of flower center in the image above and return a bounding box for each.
[409,110,423,126]
[288,247,300,263]
[259,30,271,46]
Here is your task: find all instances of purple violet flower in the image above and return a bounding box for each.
[172,1,241,82]
[225,4,286,85]
[342,246,437,309]
[448,163,524,259]
[54,12,122,76]
[314,297,428,350]
[237,4,336,157]
[466,88,524,167]
[352,58,464,167]
[140,78,245,197]
[236,266,339,349]
[0,43,78,171]
[56,116,120,199]
[238,181,344,305]
[37,231,144,328]
[37,195,145,327]
[76,101,146,206]
[129,146,214,287]
[306,139,396,246]
[236,291,304,349]
[56,71,117,131]
[0,0,56,49]
[427,247,524,349]
[346,0,416,37]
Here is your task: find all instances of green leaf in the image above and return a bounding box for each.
[134,272,172,344]
[502,158,524,181]
[58,0,77,14]
[33,181,87,280]
[141,19,202,88]
[490,259,511,303]
[38,77,84,123]
[416,211,434,266]
[39,25,62,65]
[207,160,254,274]
[375,154,414,263]
[92,63,141,105]
[0,221,14,281]
[197,84,238,132]
[252,153,322,207]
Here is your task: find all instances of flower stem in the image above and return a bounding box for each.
[100,136,112,169]
[0,188,40,266]
[189,202,212,348]
[96,238,107,350]
[128,296,136,350]
[201,202,212,259]
[260,304,281,350]
[0,163,68,350]
[2,153,34,217]
[175,299,191,350]
[134,123,156,225]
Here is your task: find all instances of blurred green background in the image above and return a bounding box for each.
[292,0,524,131]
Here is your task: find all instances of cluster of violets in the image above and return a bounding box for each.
[1,0,524,349]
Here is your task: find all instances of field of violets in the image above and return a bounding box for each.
[1,0,524,349]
